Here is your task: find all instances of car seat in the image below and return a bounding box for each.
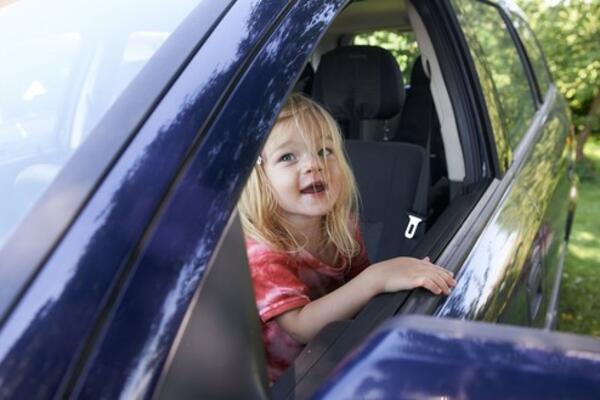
[312,45,404,141]
[312,45,430,261]
[397,56,446,174]
[399,56,449,222]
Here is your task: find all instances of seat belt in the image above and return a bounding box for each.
[404,156,429,240]
[405,76,433,241]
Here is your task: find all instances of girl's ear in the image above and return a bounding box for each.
[256,156,263,166]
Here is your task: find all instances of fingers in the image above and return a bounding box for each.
[421,257,455,283]
[431,273,452,295]
[418,258,456,295]
[420,278,443,295]
[376,256,457,295]
[434,265,454,279]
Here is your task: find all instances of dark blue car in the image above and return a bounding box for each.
[0,0,597,398]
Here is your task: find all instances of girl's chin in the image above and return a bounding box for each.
[301,197,335,210]
[303,205,335,217]
[283,205,334,220]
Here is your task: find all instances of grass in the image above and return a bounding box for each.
[557,135,600,337]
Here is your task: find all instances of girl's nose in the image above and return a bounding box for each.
[302,154,322,173]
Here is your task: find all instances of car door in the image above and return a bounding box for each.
[0,0,240,397]
[0,0,281,397]
[0,0,350,398]
[71,1,351,397]
[431,0,569,328]
[505,11,577,329]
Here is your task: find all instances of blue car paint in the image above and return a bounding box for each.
[0,0,350,397]
[74,1,348,397]
[436,88,572,326]
[314,316,600,399]
[0,0,290,397]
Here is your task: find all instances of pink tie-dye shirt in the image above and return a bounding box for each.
[246,233,370,382]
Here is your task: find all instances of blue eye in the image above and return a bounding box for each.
[318,147,333,157]
[279,153,295,162]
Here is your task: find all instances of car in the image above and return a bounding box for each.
[314,315,600,399]
[0,0,594,398]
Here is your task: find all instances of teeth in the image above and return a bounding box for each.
[301,182,325,193]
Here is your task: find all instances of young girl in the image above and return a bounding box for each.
[238,94,455,382]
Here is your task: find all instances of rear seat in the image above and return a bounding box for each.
[312,45,430,261]
[399,56,447,185]
[345,140,429,261]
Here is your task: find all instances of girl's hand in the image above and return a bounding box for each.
[364,256,456,295]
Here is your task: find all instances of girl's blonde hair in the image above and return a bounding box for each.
[238,93,360,260]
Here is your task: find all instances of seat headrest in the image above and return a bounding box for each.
[313,46,405,121]
[410,56,430,87]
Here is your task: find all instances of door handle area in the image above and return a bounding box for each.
[526,244,544,323]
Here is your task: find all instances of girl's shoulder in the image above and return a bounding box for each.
[245,236,273,253]
[245,237,291,264]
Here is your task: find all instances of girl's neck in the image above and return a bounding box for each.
[283,214,318,242]
[286,217,336,264]
[287,217,322,245]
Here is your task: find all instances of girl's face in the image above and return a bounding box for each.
[261,121,341,229]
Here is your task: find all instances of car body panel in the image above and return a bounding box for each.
[74,0,347,396]
[313,315,600,400]
[436,89,571,325]
[498,91,574,327]
[435,1,571,326]
[0,0,292,397]
[0,0,352,398]
[531,95,574,328]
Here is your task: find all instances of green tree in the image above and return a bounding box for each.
[517,0,600,160]
[354,31,420,81]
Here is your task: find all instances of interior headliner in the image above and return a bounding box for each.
[327,0,410,34]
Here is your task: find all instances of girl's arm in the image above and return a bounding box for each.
[276,257,455,343]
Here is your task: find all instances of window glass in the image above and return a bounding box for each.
[511,15,552,97]
[0,0,203,247]
[451,0,536,151]
[354,31,419,84]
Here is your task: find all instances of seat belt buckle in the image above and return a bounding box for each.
[405,213,423,239]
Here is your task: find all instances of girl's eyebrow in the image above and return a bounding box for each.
[267,139,294,155]
[266,135,333,156]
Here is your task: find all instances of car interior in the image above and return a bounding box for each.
[300,0,479,264]
[156,0,495,398]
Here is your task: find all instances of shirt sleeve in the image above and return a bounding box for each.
[347,227,371,280]
[246,240,311,323]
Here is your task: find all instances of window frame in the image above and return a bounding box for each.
[63,0,352,397]
[505,11,555,104]
[494,3,544,109]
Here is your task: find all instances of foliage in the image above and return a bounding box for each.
[354,31,420,81]
[559,136,600,336]
[516,0,600,133]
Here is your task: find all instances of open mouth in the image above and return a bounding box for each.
[300,181,327,194]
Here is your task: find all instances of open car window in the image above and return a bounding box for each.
[239,0,498,395]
